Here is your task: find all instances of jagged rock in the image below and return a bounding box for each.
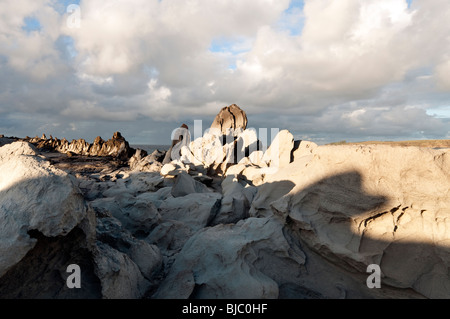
[29,131,136,161]
[98,131,134,160]
[68,139,90,155]
[89,136,105,156]
[210,104,248,136]
[129,149,163,173]
[183,127,264,175]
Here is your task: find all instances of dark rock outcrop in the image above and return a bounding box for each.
[25,131,138,161]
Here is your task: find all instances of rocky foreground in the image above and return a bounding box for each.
[0,105,449,299]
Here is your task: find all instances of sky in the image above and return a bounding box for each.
[0,0,449,145]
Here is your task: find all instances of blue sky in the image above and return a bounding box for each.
[1,0,449,145]
[22,16,42,33]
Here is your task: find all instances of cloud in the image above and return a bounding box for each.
[0,0,450,145]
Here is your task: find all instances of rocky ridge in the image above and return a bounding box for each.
[0,104,449,299]
[25,131,138,161]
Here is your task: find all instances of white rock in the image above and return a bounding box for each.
[160,163,178,176]
[170,172,211,198]
[292,140,318,160]
[210,176,254,225]
[0,142,88,277]
[262,130,294,169]
[268,144,450,298]
[158,192,222,232]
[154,217,306,299]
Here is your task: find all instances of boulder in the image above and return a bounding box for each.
[210,104,248,136]
[95,215,163,281]
[262,129,294,169]
[154,217,306,299]
[210,175,256,225]
[0,142,88,278]
[170,172,211,198]
[93,242,151,299]
[146,220,194,256]
[90,191,162,238]
[157,192,222,232]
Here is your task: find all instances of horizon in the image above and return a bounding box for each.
[1,0,450,145]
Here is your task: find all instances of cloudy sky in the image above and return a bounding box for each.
[1,0,449,145]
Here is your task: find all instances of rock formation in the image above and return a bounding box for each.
[0,141,162,298]
[25,131,138,161]
[210,104,248,136]
[0,105,449,300]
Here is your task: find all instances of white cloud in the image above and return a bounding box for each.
[1,0,450,144]
[0,0,65,81]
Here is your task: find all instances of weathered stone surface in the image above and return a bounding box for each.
[93,242,151,299]
[210,175,256,225]
[154,217,305,299]
[158,192,222,232]
[129,149,165,173]
[262,129,294,169]
[0,142,88,278]
[90,192,161,238]
[95,215,163,281]
[171,172,211,198]
[292,140,318,161]
[210,104,248,136]
[263,144,450,298]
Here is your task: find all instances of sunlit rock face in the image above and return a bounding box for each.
[210,104,248,136]
[27,131,137,161]
[258,144,450,298]
[0,141,88,278]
